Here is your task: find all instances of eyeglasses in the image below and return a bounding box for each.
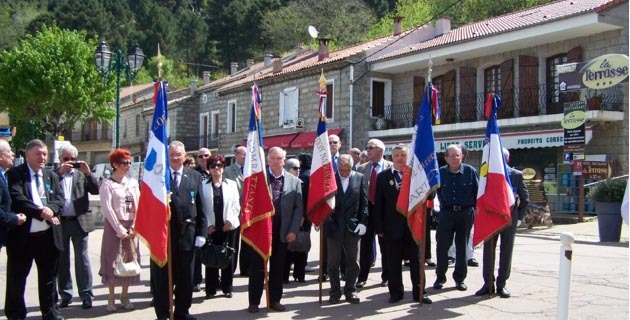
[119,161,132,166]
[198,154,210,159]
[329,141,339,145]
[366,146,377,150]
[291,167,300,171]
[209,163,223,169]
[62,157,77,162]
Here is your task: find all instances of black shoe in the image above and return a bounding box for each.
[57,298,71,308]
[467,258,479,267]
[224,292,232,298]
[498,287,511,298]
[456,282,468,291]
[433,279,446,290]
[205,292,216,299]
[345,294,360,304]
[380,280,388,287]
[247,305,259,313]
[270,302,285,311]
[192,284,201,292]
[426,260,436,267]
[475,285,492,296]
[388,295,403,303]
[329,296,341,305]
[81,299,92,309]
[421,295,432,304]
[447,257,455,265]
[356,281,366,288]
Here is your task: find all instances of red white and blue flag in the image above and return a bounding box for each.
[240,83,274,260]
[135,81,170,267]
[307,73,337,227]
[397,83,441,244]
[473,93,515,246]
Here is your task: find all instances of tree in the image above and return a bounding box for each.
[0,26,115,138]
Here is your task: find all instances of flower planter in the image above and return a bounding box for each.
[595,201,622,242]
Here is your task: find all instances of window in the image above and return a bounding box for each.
[484,65,501,94]
[211,110,220,139]
[279,87,299,127]
[227,100,236,133]
[325,82,334,121]
[199,112,209,148]
[546,54,568,104]
[102,122,110,141]
[135,114,141,137]
[370,79,392,118]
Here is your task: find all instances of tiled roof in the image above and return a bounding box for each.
[375,0,624,61]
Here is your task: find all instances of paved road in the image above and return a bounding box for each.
[0,220,627,320]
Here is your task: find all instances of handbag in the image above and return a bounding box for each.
[288,231,311,252]
[199,241,234,269]
[113,238,141,277]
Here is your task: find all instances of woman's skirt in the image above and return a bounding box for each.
[99,219,141,286]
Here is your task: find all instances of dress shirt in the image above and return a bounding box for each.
[437,163,479,207]
[171,167,183,189]
[61,170,77,217]
[27,166,50,232]
[339,172,351,192]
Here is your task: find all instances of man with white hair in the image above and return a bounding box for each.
[0,139,26,253]
[55,143,99,309]
[356,139,392,288]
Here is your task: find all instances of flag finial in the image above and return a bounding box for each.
[157,43,163,80]
[319,69,326,90]
[428,56,433,83]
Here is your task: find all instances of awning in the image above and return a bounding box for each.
[290,128,344,149]
[242,133,298,150]
[383,127,593,154]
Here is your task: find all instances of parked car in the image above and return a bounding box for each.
[92,162,144,184]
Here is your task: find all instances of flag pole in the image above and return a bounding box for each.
[264,257,270,311]
[318,224,324,304]
[167,220,174,320]
[488,237,495,296]
[418,205,427,305]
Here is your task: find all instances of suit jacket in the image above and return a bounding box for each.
[268,169,303,243]
[201,178,241,230]
[56,169,99,232]
[223,163,243,197]
[0,171,18,248]
[325,171,368,240]
[373,168,408,241]
[7,163,65,251]
[508,167,530,221]
[170,168,206,251]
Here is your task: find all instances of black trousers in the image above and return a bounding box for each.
[358,207,387,283]
[248,239,287,305]
[151,244,195,319]
[239,238,251,276]
[5,229,61,319]
[385,231,423,300]
[482,216,518,289]
[435,208,474,283]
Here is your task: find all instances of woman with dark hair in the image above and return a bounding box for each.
[99,148,140,312]
[201,154,241,298]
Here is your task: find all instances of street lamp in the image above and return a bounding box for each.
[94,41,145,148]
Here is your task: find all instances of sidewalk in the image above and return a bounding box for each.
[0,220,627,320]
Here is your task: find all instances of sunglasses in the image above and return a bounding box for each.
[366,146,377,150]
[329,141,339,145]
[291,167,300,171]
[62,157,77,162]
[209,163,223,169]
[119,161,132,165]
[198,154,210,159]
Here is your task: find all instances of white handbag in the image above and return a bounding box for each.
[113,239,141,277]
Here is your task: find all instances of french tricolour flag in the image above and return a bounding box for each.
[473,93,515,246]
[135,81,170,267]
[307,74,336,227]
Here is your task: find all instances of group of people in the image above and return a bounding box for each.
[0,135,528,319]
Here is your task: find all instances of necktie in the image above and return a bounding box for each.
[332,156,338,173]
[394,170,402,190]
[34,173,45,198]
[240,166,244,175]
[171,172,179,190]
[271,177,283,202]
[369,163,378,204]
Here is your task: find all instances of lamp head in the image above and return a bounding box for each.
[94,41,112,74]
[127,44,145,73]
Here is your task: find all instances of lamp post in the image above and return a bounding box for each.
[94,41,145,149]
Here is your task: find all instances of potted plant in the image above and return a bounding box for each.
[591,178,627,242]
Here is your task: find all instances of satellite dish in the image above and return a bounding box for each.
[308,26,319,39]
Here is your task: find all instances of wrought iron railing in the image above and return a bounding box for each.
[383,84,625,129]
[195,135,219,150]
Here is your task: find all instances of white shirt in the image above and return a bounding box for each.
[27,166,50,232]
[61,170,77,217]
[339,171,353,193]
[171,167,183,188]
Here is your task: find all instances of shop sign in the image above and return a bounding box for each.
[563,101,586,146]
[522,168,536,180]
[558,54,629,90]
[581,161,611,179]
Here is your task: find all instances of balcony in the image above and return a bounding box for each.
[382,84,625,130]
[194,135,219,151]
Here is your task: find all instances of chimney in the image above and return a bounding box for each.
[272,57,283,73]
[264,51,273,67]
[393,16,403,36]
[202,71,211,85]
[318,37,331,62]
[190,79,198,95]
[295,45,303,55]
[246,59,254,68]
[435,17,451,36]
[230,62,238,75]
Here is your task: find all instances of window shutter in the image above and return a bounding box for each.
[518,55,539,116]
[413,76,425,123]
[441,70,456,124]
[278,91,285,126]
[290,88,299,127]
[500,59,514,118]
[459,67,477,121]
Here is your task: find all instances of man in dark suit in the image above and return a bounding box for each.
[55,143,99,310]
[192,147,211,292]
[5,139,66,320]
[151,141,206,320]
[0,139,26,252]
[374,144,432,304]
[475,148,529,298]
[247,147,303,313]
[324,154,367,304]
[356,138,392,288]
[224,145,245,275]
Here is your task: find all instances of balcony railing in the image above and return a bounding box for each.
[195,135,219,150]
[383,84,625,129]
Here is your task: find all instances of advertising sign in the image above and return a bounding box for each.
[559,54,629,91]
[581,161,611,179]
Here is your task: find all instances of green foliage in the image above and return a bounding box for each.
[0,25,115,137]
[367,0,432,39]
[592,178,628,203]
[0,0,47,51]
